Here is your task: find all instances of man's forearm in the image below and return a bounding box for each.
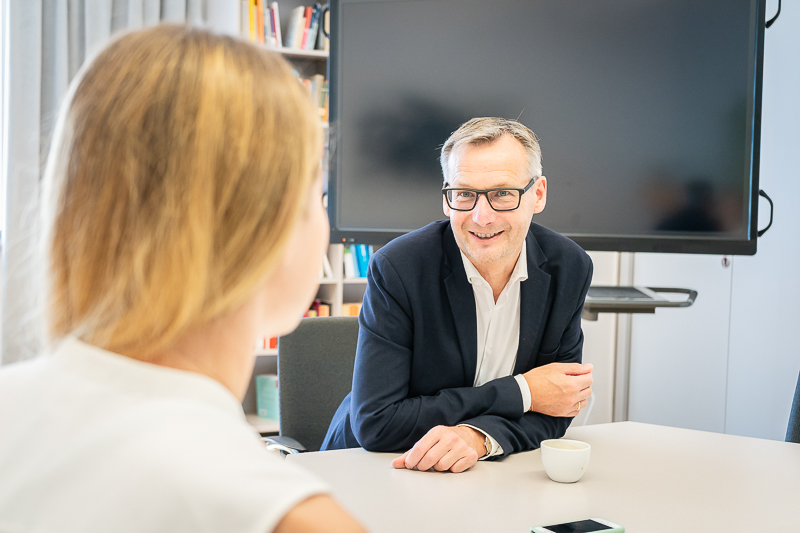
[459,411,572,457]
[351,374,525,451]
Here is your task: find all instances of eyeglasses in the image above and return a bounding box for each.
[442,178,537,212]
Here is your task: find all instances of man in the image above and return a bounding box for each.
[322,117,594,473]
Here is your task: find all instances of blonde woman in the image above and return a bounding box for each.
[0,25,365,533]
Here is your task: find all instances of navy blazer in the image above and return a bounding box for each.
[322,220,593,456]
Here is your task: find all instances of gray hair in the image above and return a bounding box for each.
[440,117,542,185]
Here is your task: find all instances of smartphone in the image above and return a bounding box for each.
[531,517,624,533]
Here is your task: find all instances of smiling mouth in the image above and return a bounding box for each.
[470,230,503,240]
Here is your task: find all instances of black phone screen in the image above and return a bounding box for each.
[546,519,613,533]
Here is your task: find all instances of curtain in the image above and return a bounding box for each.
[2,0,210,364]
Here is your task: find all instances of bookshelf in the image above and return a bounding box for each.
[244,241,373,431]
[238,2,372,431]
[278,48,328,60]
[253,242,369,358]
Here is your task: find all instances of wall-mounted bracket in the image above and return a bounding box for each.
[582,286,697,321]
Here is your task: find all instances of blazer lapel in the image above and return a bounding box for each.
[442,224,478,385]
[513,230,552,374]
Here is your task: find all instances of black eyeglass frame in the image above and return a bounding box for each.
[442,177,537,212]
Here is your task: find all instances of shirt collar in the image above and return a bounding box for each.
[50,336,246,420]
[460,239,528,287]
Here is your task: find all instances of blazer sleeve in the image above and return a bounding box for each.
[460,260,594,456]
[350,253,525,452]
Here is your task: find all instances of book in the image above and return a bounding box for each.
[264,1,274,45]
[318,303,331,317]
[255,374,279,420]
[271,3,282,47]
[319,81,328,108]
[354,244,369,277]
[321,252,334,279]
[266,4,275,47]
[342,303,363,317]
[256,0,265,44]
[343,246,356,278]
[305,3,322,51]
[320,81,329,121]
[248,0,257,42]
[311,74,325,115]
[315,7,329,51]
[300,6,313,49]
[285,6,305,49]
[241,1,249,38]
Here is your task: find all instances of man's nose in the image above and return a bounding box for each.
[472,194,496,225]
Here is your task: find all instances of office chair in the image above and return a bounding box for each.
[264,316,359,454]
[787,370,800,444]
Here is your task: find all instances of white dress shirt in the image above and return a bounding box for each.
[458,241,532,458]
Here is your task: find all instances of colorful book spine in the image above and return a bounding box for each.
[263,1,273,45]
[354,244,369,277]
[300,6,313,49]
[258,0,267,44]
[315,7,329,51]
[285,6,305,49]
[320,81,329,121]
[305,4,321,51]
[256,374,279,420]
[269,2,283,48]
[341,303,363,317]
[248,0,257,42]
[343,246,356,278]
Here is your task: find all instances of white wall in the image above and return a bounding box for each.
[629,253,733,432]
[725,1,800,440]
[627,0,800,441]
[575,251,619,426]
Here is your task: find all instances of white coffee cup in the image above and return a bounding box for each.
[540,438,591,483]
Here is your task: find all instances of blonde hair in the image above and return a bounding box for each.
[440,117,542,185]
[43,25,321,358]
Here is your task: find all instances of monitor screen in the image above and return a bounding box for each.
[327,0,765,254]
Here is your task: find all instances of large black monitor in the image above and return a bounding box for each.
[327,0,766,254]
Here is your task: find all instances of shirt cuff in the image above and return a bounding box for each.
[514,374,532,413]
[457,424,504,459]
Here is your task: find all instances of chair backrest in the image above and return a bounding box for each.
[787,371,800,443]
[277,316,359,452]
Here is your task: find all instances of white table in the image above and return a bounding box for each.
[288,422,800,533]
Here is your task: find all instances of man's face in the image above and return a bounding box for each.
[443,135,547,269]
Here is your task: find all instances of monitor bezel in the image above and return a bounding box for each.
[326,0,766,255]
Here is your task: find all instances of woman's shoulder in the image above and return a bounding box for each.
[93,404,330,532]
[0,364,328,533]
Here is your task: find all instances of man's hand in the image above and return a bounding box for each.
[391,425,485,473]
[523,362,593,417]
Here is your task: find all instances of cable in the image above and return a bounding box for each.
[766,0,781,29]
[581,393,596,426]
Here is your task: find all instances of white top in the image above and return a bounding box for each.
[0,338,328,533]
[459,241,532,457]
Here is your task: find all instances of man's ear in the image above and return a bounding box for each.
[443,196,451,217]
[533,176,547,214]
